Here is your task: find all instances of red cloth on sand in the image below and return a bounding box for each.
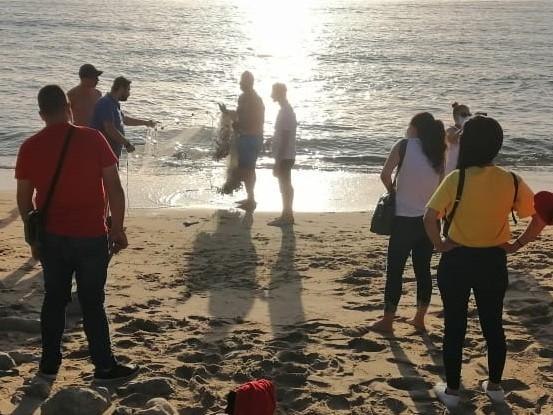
[534,191,553,225]
[234,379,276,415]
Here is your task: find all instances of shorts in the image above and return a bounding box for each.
[274,159,295,181]
[237,135,262,169]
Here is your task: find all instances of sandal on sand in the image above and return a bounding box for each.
[482,380,505,403]
[433,383,460,408]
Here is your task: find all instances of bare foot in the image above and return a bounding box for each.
[371,318,394,334]
[407,318,427,333]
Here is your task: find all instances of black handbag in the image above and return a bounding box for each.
[24,126,75,254]
[370,139,408,235]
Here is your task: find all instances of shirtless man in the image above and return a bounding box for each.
[234,71,265,211]
[68,64,103,126]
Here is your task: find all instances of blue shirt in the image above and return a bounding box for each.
[90,94,124,157]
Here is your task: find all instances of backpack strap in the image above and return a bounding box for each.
[392,139,408,189]
[443,168,465,237]
[511,172,519,225]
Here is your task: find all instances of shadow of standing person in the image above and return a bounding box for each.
[268,225,305,334]
[188,209,258,341]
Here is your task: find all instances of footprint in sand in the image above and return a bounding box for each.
[348,338,386,353]
[178,351,206,364]
[326,394,351,410]
[118,318,162,334]
[175,365,196,380]
[276,350,316,365]
[342,302,382,312]
[275,372,307,387]
[382,397,408,413]
[508,338,532,353]
[387,376,433,391]
[502,378,530,392]
[340,269,379,285]
[539,348,553,359]
[417,363,443,375]
[507,302,551,318]
[286,397,313,412]
[275,331,308,343]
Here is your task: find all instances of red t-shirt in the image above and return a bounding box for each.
[15,122,118,237]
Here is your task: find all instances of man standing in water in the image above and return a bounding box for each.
[16,85,138,382]
[90,76,156,159]
[234,71,265,211]
[68,64,103,126]
[268,83,297,226]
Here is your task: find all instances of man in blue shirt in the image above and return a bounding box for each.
[90,76,156,158]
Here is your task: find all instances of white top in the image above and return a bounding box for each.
[272,102,297,160]
[445,140,460,175]
[395,138,442,217]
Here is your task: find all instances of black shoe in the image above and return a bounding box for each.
[38,364,59,380]
[93,363,139,383]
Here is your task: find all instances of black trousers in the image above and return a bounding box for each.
[384,216,434,313]
[438,247,508,390]
[40,233,116,370]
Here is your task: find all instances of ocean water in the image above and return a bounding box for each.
[1,4,552,410]
[1,0,553,175]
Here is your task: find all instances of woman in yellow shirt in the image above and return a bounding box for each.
[423,116,545,409]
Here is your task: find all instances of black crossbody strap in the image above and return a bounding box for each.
[511,172,519,225]
[41,125,75,216]
[444,168,465,232]
[392,139,408,189]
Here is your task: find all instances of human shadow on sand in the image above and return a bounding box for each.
[0,207,19,230]
[268,225,305,335]
[187,209,259,341]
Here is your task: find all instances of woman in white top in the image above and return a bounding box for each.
[445,102,471,175]
[372,112,446,333]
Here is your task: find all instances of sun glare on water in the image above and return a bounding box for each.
[237,0,319,114]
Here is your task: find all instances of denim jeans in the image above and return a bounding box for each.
[438,246,508,390]
[384,216,434,313]
[39,233,116,370]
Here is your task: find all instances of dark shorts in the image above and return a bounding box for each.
[274,159,295,181]
[237,135,262,169]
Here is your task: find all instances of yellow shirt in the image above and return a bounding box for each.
[427,166,535,247]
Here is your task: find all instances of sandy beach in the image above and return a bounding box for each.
[1,189,552,414]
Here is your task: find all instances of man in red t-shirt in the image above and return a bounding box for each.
[15,85,138,382]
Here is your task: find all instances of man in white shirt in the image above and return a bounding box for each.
[268,83,297,226]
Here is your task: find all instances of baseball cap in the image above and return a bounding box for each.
[79,64,103,79]
[534,191,553,225]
